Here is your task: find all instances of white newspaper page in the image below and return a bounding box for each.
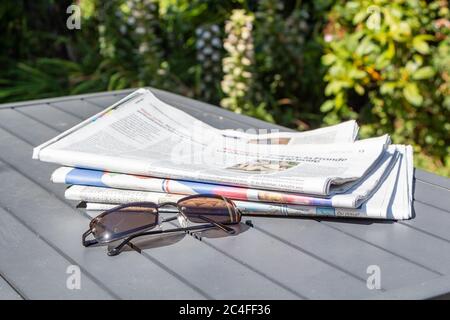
[66,185,184,204]
[242,144,411,219]
[386,145,413,220]
[221,120,359,144]
[73,145,413,220]
[330,145,399,207]
[72,145,411,220]
[334,145,412,219]
[52,145,396,208]
[34,88,387,195]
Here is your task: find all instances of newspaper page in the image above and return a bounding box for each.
[220,120,359,144]
[52,145,397,208]
[245,145,411,220]
[70,145,411,220]
[34,88,388,195]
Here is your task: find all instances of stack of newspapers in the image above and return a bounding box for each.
[33,88,414,220]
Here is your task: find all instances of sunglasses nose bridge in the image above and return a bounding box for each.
[158,201,179,208]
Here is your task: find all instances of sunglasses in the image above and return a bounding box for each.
[82,194,242,256]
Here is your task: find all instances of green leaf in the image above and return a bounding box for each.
[325,81,344,96]
[375,55,390,69]
[405,61,419,73]
[354,84,365,95]
[320,100,334,112]
[380,82,396,95]
[412,66,435,80]
[385,41,396,60]
[413,36,430,54]
[349,69,366,79]
[353,10,368,25]
[403,83,423,106]
[321,53,336,66]
[412,54,424,66]
[346,1,360,10]
[355,37,375,56]
[335,92,345,109]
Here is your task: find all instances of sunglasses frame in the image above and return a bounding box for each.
[82,194,242,256]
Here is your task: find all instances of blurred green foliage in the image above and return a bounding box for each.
[0,0,448,175]
[321,0,450,176]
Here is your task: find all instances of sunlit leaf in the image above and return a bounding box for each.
[349,68,366,79]
[320,100,334,112]
[412,66,435,80]
[321,53,336,66]
[354,84,365,95]
[353,10,368,25]
[403,82,423,106]
[380,82,396,95]
[413,36,431,54]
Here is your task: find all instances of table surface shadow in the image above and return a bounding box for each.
[0,88,449,300]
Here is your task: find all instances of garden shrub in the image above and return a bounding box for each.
[195,23,223,103]
[321,0,449,175]
[221,9,273,121]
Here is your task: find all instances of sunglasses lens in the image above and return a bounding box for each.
[90,204,158,242]
[178,197,240,224]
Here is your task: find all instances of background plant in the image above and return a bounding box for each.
[321,0,449,175]
[195,23,223,103]
[0,0,448,175]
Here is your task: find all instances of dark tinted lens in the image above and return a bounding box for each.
[90,204,158,242]
[178,196,240,224]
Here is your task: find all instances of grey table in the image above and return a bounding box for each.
[0,88,449,300]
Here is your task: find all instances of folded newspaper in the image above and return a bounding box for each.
[33,88,389,195]
[32,88,414,220]
[63,145,412,220]
[51,144,398,208]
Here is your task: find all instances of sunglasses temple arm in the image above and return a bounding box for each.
[158,215,234,233]
[82,230,99,247]
[196,215,236,234]
[107,223,216,256]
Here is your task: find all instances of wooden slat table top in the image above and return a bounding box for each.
[0,88,449,300]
